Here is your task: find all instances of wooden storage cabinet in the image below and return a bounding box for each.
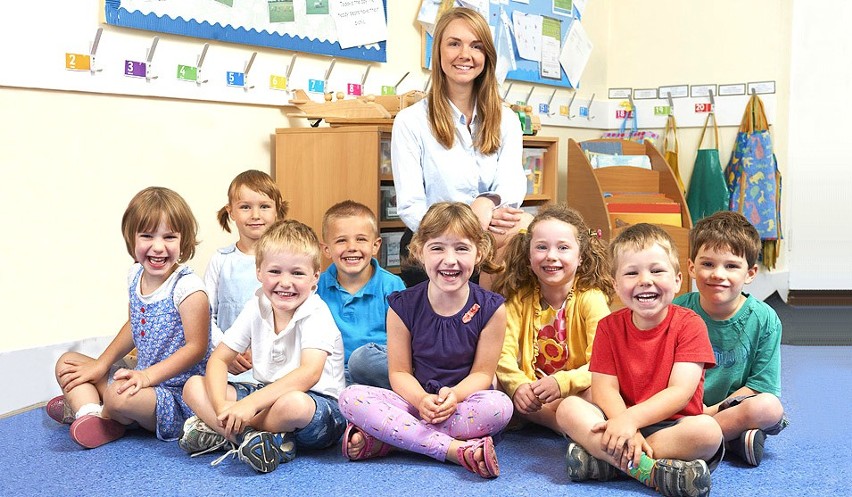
[566,138,692,300]
[274,125,558,271]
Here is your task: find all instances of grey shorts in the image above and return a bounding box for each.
[230,381,347,450]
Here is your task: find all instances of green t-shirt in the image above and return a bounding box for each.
[673,292,782,405]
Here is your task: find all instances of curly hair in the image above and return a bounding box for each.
[492,204,614,303]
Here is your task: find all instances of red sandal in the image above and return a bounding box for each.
[341,422,393,461]
[457,436,500,478]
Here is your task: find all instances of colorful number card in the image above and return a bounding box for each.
[124,60,147,78]
[308,79,325,93]
[65,53,91,71]
[270,75,288,90]
[227,71,245,87]
[177,65,198,82]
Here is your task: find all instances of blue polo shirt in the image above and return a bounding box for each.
[317,258,405,363]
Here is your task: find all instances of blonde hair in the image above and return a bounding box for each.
[690,211,761,267]
[407,202,503,274]
[255,219,322,271]
[609,223,680,275]
[121,187,199,264]
[428,7,503,155]
[217,170,288,233]
[493,204,614,303]
[321,200,379,240]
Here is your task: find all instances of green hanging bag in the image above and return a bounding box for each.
[686,112,728,224]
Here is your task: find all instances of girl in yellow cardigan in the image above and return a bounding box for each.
[492,204,614,432]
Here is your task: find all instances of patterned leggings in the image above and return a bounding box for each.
[338,385,512,462]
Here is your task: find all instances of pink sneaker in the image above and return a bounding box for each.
[45,396,74,425]
[70,414,126,448]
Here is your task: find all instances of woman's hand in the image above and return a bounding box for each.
[488,207,524,235]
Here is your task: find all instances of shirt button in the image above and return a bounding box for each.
[141,318,146,324]
[140,307,145,313]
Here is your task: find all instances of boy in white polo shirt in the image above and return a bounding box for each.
[180,219,346,473]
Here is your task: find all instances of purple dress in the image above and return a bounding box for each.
[389,281,504,393]
[338,281,512,461]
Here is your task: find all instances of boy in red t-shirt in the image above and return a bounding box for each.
[556,224,722,497]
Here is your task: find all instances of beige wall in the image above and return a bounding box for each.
[0,1,792,352]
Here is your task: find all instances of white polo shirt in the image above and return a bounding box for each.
[222,290,345,399]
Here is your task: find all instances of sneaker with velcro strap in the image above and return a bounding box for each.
[212,429,296,473]
[565,442,620,482]
[726,428,766,466]
[653,458,711,497]
[178,415,234,456]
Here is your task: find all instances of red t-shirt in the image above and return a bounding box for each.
[590,305,715,420]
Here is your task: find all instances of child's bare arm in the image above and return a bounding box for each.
[59,318,135,392]
[206,343,240,414]
[623,361,704,428]
[450,304,507,402]
[704,385,759,415]
[387,310,427,400]
[134,290,210,389]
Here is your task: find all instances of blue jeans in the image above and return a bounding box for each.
[230,382,346,450]
[347,343,391,390]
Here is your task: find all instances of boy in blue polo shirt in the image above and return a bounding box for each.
[317,200,405,389]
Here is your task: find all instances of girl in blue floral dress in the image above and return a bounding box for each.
[47,187,211,448]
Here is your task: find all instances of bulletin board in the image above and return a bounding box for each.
[423,0,581,88]
[104,0,388,62]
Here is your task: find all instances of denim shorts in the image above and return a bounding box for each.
[230,381,347,450]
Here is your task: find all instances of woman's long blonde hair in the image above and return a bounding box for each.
[427,7,503,155]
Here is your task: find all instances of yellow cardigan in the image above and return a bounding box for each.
[497,285,610,399]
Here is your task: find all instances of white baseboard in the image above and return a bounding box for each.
[0,336,113,416]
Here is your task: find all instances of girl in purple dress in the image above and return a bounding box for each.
[338,202,513,478]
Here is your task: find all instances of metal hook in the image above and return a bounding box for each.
[501,82,513,101]
[145,36,159,81]
[628,94,635,111]
[360,64,371,88]
[586,92,596,120]
[566,91,577,119]
[393,71,410,93]
[667,94,674,114]
[285,53,298,80]
[323,57,336,92]
[195,43,209,85]
[89,27,103,74]
[708,88,716,109]
[524,86,535,105]
[546,89,557,116]
[243,51,257,90]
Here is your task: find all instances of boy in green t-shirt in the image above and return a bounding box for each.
[674,211,788,466]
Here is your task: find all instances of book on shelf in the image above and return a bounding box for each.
[380,231,403,268]
[522,148,546,195]
[379,138,392,175]
[380,185,398,220]
[607,201,682,227]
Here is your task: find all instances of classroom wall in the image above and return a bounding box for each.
[0,0,791,355]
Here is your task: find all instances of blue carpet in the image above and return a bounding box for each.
[2,345,849,497]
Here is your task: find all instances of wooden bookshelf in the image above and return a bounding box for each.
[567,138,693,298]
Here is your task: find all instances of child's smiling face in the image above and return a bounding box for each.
[614,242,682,329]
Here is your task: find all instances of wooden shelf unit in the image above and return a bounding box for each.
[274,125,558,271]
[566,138,693,297]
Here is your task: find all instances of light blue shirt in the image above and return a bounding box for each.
[316,258,405,363]
[391,97,525,231]
[204,244,260,345]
